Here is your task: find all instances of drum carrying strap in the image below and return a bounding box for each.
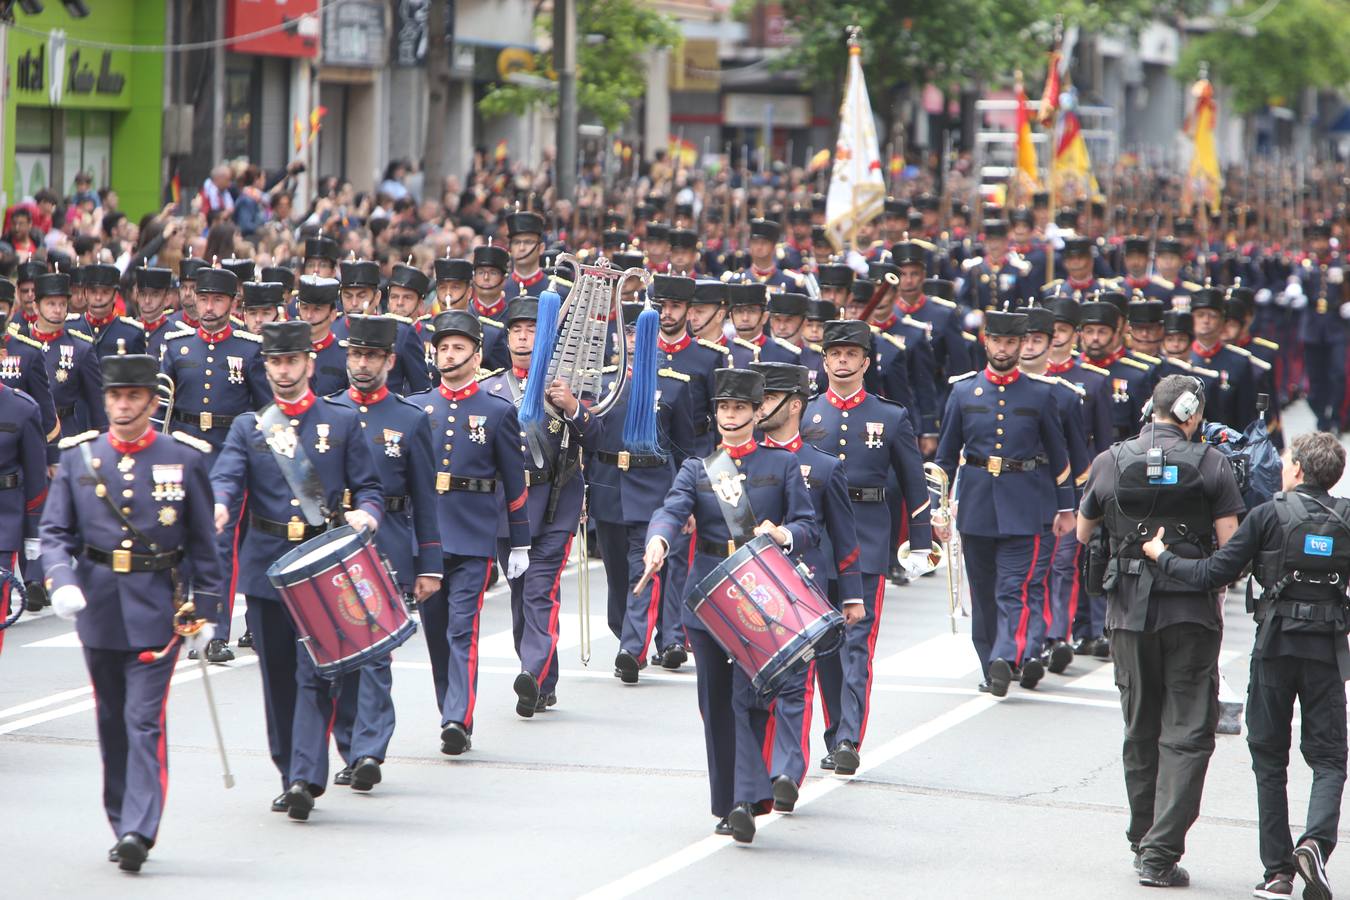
[703,449,758,550]
[258,403,331,527]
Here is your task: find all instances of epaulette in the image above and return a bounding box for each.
[880,332,906,350]
[386,313,413,325]
[961,256,984,271]
[229,315,246,328]
[602,365,619,374]
[1181,281,1203,292]
[1150,275,1174,290]
[733,337,760,352]
[416,313,433,324]
[478,316,503,328]
[1054,376,1086,397]
[65,312,82,321]
[69,329,93,343]
[1025,372,1057,385]
[165,329,194,341]
[962,331,977,342]
[1046,278,1064,289]
[119,316,145,330]
[475,368,503,381]
[698,338,731,356]
[1253,337,1279,351]
[234,330,262,343]
[902,315,932,332]
[912,238,937,251]
[551,276,575,289]
[657,367,690,382]
[1120,356,1151,371]
[5,321,17,336]
[171,431,212,453]
[1228,344,1252,358]
[770,337,802,356]
[1130,351,1162,365]
[1191,363,1220,378]
[9,331,42,350]
[808,342,823,353]
[930,296,958,309]
[58,430,98,449]
[948,371,977,384]
[1080,362,1110,376]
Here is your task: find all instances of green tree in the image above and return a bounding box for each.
[479,0,682,133]
[1177,0,1350,114]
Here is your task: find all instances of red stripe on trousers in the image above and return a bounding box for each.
[225,491,247,618]
[464,562,493,730]
[761,697,778,771]
[0,551,13,654]
[640,574,662,659]
[796,662,816,785]
[1013,535,1041,663]
[536,536,573,685]
[155,654,180,814]
[858,576,886,748]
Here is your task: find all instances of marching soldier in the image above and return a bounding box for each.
[891,240,973,390]
[851,268,941,443]
[334,259,431,396]
[1224,286,1282,446]
[725,283,772,367]
[1044,237,1118,300]
[40,353,223,870]
[1118,236,1173,300]
[133,268,179,360]
[1294,221,1345,432]
[327,315,442,792]
[386,262,431,320]
[653,276,724,454]
[936,310,1076,696]
[433,256,509,371]
[14,258,47,335]
[167,258,208,332]
[1189,287,1258,431]
[160,265,270,655]
[802,320,933,774]
[1078,301,1156,442]
[669,228,701,277]
[479,297,597,713]
[1157,311,1223,415]
[959,219,1033,311]
[0,358,47,652]
[301,235,340,278]
[686,279,734,355]
[407,311,530,754]
[26,273,105,438]
[763,291,825,385]
[291,276,347,396]
[643,367,818,843]
[2,280,62,462]
[70,264,146,358]
[506,211,558,298]
[745,219,802,291]
[240,281,287,335]
[1126,299,1167,359]
[210,319,384,821]
[1152,237,1203,307]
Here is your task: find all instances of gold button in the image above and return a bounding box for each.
[207,345,215,351]
[290,419,299,426]
[448,430,455,436]
[838,453,846,460]
[841,411,849,418]
[122,489,134,498]
[203,397,211,405]
[360,422,367,428]
[448,416,455,423]
[996,428,1004,435]
[841,424,848,431]
[291,499,300,506]
[121,507,131,515]
[734,460,742,467]
[204,369,212,376]
[450,403,458,410]
[998,399,1005,406]
[996,414,1004,420]
[839,439,846,445]
[206,356,214,363]
[995,443,1003,449]
[998,385,1005,392]
[442,458,450,465]
[121,539,133,548]
[359,406,368,413]
[123,473,135,481]
[203,383,211,389]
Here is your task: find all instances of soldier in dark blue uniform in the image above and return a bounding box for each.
[753,361,861,810]
[643,367,818,843]
[14,259,47,335]
[1224,286,1282,446]
[166,257,209,333]
[1294,221,1345,431]
[1118,236,1173,300]
[723,282,772,367]
[40,354,222,870]
[959,219,1034,311]
[386,262,430,321]
[1151,237,1203,308]
[653,276,724,454]
[1043,236,1120,302]
[1126,298,1167,359]
[506,211,553,298]
[685,279,735,370]
[2,279,62,462]
[301,235,340,278]
[327,316,442,792]
[407,311,530,754]
[802,320,933,774]
[668,228,701,277]
[240,280,287,336]
[764,291,825,385]
[0,363,47,651]
[69,264,146,358]
[478,298,597,714]
[1189,287,1258,431]
[1079,301,1156,442]
[464,247,513,372]
[209,320,385,820]
[891,240,973,390]
[132,267,179,360]
[25,273,105,438]
[936,311,1076,696]
[333,260,430,397]
[289,275,347,396]
[744,219,803,292]
[592,304,698,679]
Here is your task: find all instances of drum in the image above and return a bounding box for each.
[687,534,845,700]
[266,525,416,678]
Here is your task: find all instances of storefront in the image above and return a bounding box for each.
[4,0,165,219]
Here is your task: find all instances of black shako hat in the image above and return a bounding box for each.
[345,315,398,351]
[822,319,871,350]
[194,268,239,297]
[983,311,1028,336]
[261,320,312,356]
[101,354,159,389]
[242,282,285,309]
[431,310,482,346]
[711,368,764,405]
[750,361,810,398]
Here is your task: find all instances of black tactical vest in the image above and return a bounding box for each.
[1252,491,1350,639]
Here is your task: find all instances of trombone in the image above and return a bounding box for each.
[155,373,176,433]
[898,462,961,632]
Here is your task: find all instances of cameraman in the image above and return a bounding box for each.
[1143,431,1348,900]
[1077,374,1245,888]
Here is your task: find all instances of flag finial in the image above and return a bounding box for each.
[846,25,861,54]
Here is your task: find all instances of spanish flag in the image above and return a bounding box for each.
[494,139,509,163]
[808,148,831,173]
[1036,46,1061,128]
[293,116,304,154]
[309,105,328,141]
[1051,90,1099,202]
[1183,77,1222,213]
[1013,71,1039,197]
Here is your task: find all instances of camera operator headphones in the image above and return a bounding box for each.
[1139,375,1205,425]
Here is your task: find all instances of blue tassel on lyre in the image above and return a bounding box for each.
[623,304,662,456]
[518,287,561,432]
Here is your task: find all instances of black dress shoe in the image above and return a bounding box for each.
[205,638,235,664]
[1019,658,1045,690]
[24,581,46,612]
[513,671,539,718]
[614,650,640,684]
[114,833,148,872]
[440,722,471,755]
[187,648,200,660]
[108,844,120,863]
[1093,636,1111,659]
[1072,636,1096,655]
[833,740,860,775]
[1047,641,1074,674]
[978,680,991,693]
[713,816,733,836]
[819,752,835,770]
[350,757,382,792]
[285,780,315,821]
[333,766,353,786]
[771,775,799,812]
[727,803,756,844]
[535,692,557,711]
[659,645,688,669]
[237,630,254,649]
[1138,863,1189,887]
[271,792,290,813]
[987,659,1013,698]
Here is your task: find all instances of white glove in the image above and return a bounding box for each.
[1291,293,1309,311]
[51,584,86,620]
[898,551,933,580]
[507,547,530,580]
[183,621,214,655]
[23,538,39,561]
[1254,288,1273,306]
[1284,276,1304,298]
[1329,267,1344,285]
[963,309,984,331]
[1339,302,1350,320]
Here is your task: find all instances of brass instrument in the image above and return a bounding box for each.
[577,487,592,666]
[155,373,176,433]
[898,462,960,632]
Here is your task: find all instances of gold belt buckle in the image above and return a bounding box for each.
[111,549,132,573]
[342,489,352,510]
[287,518,306,542]
[199,411,213,431]
[987,455,1003,477]
[436,472,450,493]
[726,539,736,556]
[617,451,631,472]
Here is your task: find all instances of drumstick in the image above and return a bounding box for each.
[633,560,659,597]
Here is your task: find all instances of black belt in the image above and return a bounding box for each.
[250,513,331,542]
[965,455,1038,475]
[0,472,18,490]
[697,538,747,558]
[55,404,75,419]
[848,486,885,503]
[84,546,184,573]
[435,473,497,494]
[525,468,552,487]
[596,450,666,471]
[173,408,236,432]
[342,491,409,513]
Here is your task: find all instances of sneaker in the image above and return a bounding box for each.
[1252,873,1294,898]
[1294,840,1332,900]
[1138,863,1189,888]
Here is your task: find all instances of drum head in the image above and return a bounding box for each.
[267,524,369,585]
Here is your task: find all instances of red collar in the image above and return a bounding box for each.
[312,332,335,352]
[142,314,168,332]
[199,325,232,343]
[1067,277,1095,291]
[1090,346,1127,367]
[898,294,927,314]
[1235,334,1252,348]
[647,261,670,274]
[30,325,64,342]
[348,385,389,405]
[763,433,802,452]
[1126,276,1151,290]
[747,332,767,347]
[473,295,505,318]
[873,313,897,331]
[722,440,758,459]
[108,428,157,455]
[825,387,866,410]
[658,332,691,354]
[86,310,117,328]
[275,391,317,417]
[750,264,776,279]
[179,311,199,329]
[440,381,479,401]
[1046,358,1074,375]
[984,366,1021,386]
[1192,339,1224,361]
[512,366,529,380]
[23,311,37,323]
[513,268,545,288]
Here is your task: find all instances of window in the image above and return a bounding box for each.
[14,107,53,200]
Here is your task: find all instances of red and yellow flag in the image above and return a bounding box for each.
[668,137,697,168]
[1182,77,1221,212]
[293,116,304,154]
[808,148,831,173]
[1036,47,1061,128]
[1051,103,1099,202]
[308,106,328,141]
[1014,72,1039,197]
[494,139,509,163]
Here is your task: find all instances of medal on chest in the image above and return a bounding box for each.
[316,423,331,453]
[469,415,487,444]
[0,354,18,380]
[152,464,184,502]
[865,421,885,449]
[383,428,403,458]
[227,356,244,384]
[1112,378,1130,404]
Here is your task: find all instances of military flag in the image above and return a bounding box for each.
[1182,74,1222,212]
[825,29,885,252]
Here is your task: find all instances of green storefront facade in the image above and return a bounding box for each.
[4,0,165,220]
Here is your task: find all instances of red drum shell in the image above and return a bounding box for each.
[687,534,844,699]
[266,525,416,678]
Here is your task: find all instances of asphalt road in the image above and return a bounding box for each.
[0,402,1343,899]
